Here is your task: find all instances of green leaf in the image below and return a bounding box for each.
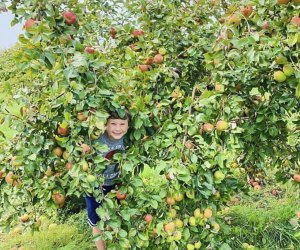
[287,33,298,47]
[269,127,278,137]
[296,83,300,97]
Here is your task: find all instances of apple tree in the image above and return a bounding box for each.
[0,0,299,249]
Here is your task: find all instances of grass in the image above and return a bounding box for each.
[223,182,300,250]
[0,212,94,250]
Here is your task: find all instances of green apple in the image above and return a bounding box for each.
[274,71,286,82]
[194,242,202,249]
[216,120,228,132]
[189,216,196,226]
[86,174,96,183]
[186,190,195,199]
[283,65,294,77]
[175,218,184,228]
[168,208,177,218]
[187,243,195,250]
[159,47,167,55]
[194,208,202,218]
[214,170,225,183]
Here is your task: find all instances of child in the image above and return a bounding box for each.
[85,110,130,250]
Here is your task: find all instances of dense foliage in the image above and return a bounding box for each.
[0,0,299,249]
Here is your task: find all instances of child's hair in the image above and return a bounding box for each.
[108,109,131,122]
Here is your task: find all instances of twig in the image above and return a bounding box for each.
[181,86,197,154]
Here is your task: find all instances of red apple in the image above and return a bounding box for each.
[164,222,175,234]
[240,5,253,18]
[185,140,194,149]
[129,44,137,51]
[0,170,3,179]
[291,16,300,26]
[139,64,149,72]
[24,19,36,30]
[110,27,117,39]
[63,11,77,25]
[52,147,64,157]
[144,214,153,225]
[66,34,73,41]
[20,214,29,223]
[293,174,300,182]
[262,21,268,30]
[77,112,88,121]
[116,191,126,200]
[5,172,14,185]
[146,57,153,65]
[52,192,66,207]
[154,54,164,64]
[57,126,68,136]
[203,123,214,132]
[132,29,144,38]
[65,162,72,170]
[166,196,175,206]
[81,144,91,154]
[253,184,262,190]
[84,47,95,54]
[277,0,289,4]
[227,13,241,26]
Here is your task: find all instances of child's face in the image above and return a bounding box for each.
[106,118,129,140]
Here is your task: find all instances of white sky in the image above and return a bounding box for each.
[0,11,22,51]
